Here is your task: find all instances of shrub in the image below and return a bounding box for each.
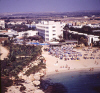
[20,85,26,92]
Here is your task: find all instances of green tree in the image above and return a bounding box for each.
[82,26,92,34]
[58,35,63,41]
[63,24,69,30]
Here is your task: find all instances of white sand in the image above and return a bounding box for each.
[0,45,9,60]
[42,46,100,75]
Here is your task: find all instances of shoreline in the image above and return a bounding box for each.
[43,67,100,77]
[42,45,100,77]
[40,66,100,93]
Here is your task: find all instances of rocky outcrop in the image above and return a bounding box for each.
[33,81,40,86]
[34,89,44,93]
[6,58,46,93]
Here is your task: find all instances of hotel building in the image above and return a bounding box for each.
[36,21,65,41]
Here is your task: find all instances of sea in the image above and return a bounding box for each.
[41,70,100,93]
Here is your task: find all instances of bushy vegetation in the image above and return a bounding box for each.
[5,24,36,32]
[25,62,46,76]
[1,43,42,78]
[20,85,26,92]
[1,40,46,92]
[1,77,13,93]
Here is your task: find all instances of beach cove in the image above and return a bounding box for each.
[41,68,100,93]
[41,45,100,93]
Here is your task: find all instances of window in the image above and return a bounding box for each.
[46,31,49,33]
[53,38,56,40]
[53,34,56,36]
[46,38,49,41]
[46,34,49,36]
[53,30,56,32]
[52,26,55,28]
[37,26,45,28]
[46,27,49,29]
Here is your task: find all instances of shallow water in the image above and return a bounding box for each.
[42,70,100,93]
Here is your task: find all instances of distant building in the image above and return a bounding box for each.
[72,25,83,28]
[0,29,18,37]
[84,16,88,19]
[87,24,100,28]
[36,21,65,41]
[8,21,27,25]
[65,30,100,46]
[17,30,38,39]
[0,20,5,28]
[25,23,36,28]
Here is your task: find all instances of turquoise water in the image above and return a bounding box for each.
[28,42,49,45]
[42,70,100,93]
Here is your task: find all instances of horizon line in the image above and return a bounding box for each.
[0,10,100,15]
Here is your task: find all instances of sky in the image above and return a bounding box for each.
[0,0,100,13]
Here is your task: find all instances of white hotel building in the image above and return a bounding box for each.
[36,21,65,41]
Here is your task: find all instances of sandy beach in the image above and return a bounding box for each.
[42,45,100,75]
[1,44,100,93]
[0,44,9,60]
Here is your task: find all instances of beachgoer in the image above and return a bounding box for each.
[91,68,94,71]
[89,68,92,71]
[68,67,70,70]
[66,64,68,68]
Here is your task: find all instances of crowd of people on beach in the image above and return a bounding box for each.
[48,44,82,61]
[43,44,100,73]
[83,47,100,60]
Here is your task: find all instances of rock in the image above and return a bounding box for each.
[34,74,40,80]
[33,81,40,86]
[42,69,46,71]
[28,74,35,81]
[18,72,23,79]
[40,73,44,76]
[34,63,38,66]
[34,89,44,93]
[21,75,27,80]
[37,72,44,76]
[6,86,21,93]
[11,76,15,80]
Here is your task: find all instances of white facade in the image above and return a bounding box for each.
[0,20,5,28]
[17,30,38,38]
[25,24,36,28]
[8,21,27,25]
[68,30,100,46]
[0,29,18,37]
[87,24,100,28]
[87,35,100,45]
[72,25,83,28]
[36,21,65,41]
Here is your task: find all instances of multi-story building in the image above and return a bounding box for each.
[36,21,65,41]
[0,20,5,28]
